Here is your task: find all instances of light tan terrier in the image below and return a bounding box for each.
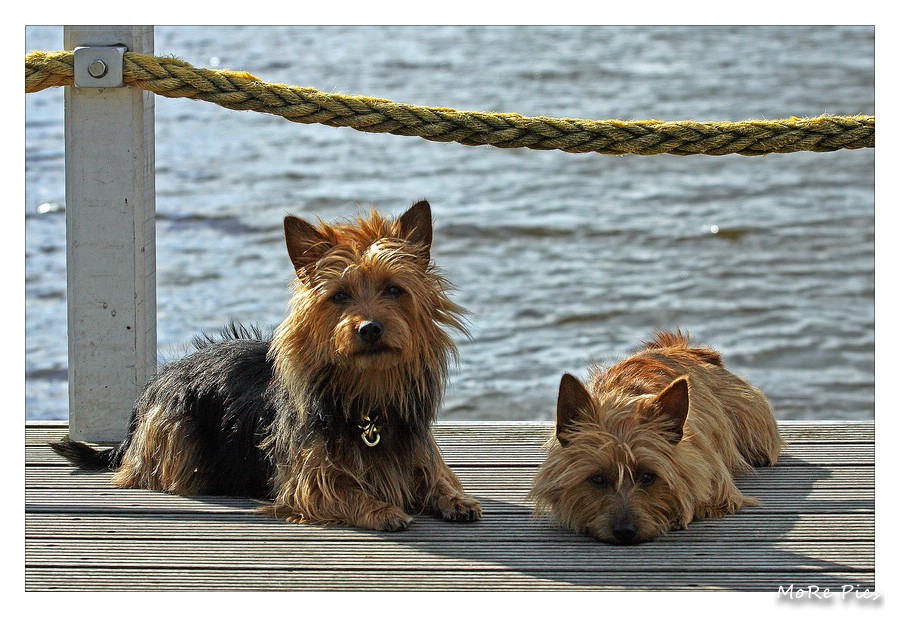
[530,331,783,544]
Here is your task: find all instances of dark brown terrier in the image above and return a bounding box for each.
[530,331,783,544]
[51,200,482,531]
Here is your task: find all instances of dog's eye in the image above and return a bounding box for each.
[588,475,611,490]
[638,472,657,487]
[383,285,404,298]
[330,291,351,304]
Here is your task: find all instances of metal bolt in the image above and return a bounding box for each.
[87,59,108,79]
[74,45,126,88]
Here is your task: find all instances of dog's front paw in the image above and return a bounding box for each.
[435,493,482,522]
[368,504,414,532]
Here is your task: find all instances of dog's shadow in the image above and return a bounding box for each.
[42,450,873,592]
[368,452,874,591]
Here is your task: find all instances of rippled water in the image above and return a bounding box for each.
[25,25,875,421]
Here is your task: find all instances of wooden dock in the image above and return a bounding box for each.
[25,420,875,592]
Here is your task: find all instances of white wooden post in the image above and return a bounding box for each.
[64,26,156,442]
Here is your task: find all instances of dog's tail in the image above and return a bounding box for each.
[49,440,121,470]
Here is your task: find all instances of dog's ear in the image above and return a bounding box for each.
[284,215,330,276]
[397,200,433,260]
[647,376,690,444]
[556,373,593,447]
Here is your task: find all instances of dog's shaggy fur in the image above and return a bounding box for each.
[529,331,783,544]
[51,201,482,531]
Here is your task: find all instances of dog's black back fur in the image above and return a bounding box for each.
[51,324,278,498]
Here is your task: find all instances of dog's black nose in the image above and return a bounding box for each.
[612,522,638,544]
[358,320,384,344]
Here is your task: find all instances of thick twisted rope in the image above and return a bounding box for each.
[26,50,875,156]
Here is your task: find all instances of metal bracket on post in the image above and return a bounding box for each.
[74,45,127,88]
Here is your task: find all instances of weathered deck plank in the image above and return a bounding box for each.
[25,421,875,592]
